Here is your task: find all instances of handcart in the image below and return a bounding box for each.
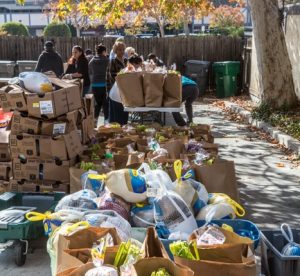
[0,192,64,266]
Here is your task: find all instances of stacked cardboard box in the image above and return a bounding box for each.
[0,78,95,194]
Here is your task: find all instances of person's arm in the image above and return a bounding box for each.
[35,54,44,72]
[106,60,114,93]
[57,56,64,77]
[88,59,94,79]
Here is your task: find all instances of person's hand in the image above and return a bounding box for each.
[62,74,73,80]
[72,72,81,78]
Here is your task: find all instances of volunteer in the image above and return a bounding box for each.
[85,49,94,62]
[89,44,109,123]
[35,41,64,77]
[125,47,136,58]
[64,45,91,96]
[107,54,143,125]
[109,37,125,60]
[172,76,199,126]
[106,41,128,125]
[147,53,164,67]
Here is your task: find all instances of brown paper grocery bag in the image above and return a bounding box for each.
[69,166,85,193]
[113,154,129,170]
[163,73,182,107]
[174,256,256,276]
[193,159,240,202]
[132,257,194,276]
[142,227,170,259]
[56,227,121,274]
[161,139,187,159]
[116,72,144,107]
[143,73,165,107]
[56,262,95,276]
[136,138,150,153]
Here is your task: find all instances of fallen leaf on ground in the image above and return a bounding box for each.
[276,163,285,168]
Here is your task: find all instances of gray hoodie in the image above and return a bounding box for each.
[88,55,109,84]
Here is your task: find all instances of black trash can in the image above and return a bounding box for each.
[184,60,210,95]
[0,61,16,78]
[17,60,38,74]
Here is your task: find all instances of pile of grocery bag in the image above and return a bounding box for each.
[25,122,259,275]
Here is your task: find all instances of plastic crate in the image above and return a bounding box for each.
[261,229,300,276]
[160,219,260,260]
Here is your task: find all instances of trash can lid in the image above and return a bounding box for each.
[0,61,15,64]
[185,60,210,65]
[16,60,38,64]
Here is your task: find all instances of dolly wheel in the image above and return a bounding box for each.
[15,241,27,266]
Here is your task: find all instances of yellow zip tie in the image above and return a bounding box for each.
[26,211,53,222]
[211,193,245,217]
[88,174,107,180]
[66,221,90,233]
[174,160,182,181]
[222,224,234,232]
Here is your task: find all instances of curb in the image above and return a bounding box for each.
[224,101,300,155]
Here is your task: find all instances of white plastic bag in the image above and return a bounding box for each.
[131,205,155,228]
[172,162,208,216]
[84,210,131,241]
[85,266,118,276]
[196,202,236,220]
[19,72,54,94]
[55,190,98,212]
[105,169,147,203]
[81,171,106,196]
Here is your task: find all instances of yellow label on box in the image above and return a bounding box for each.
[33,103,39,108]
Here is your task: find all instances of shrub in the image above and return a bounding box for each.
[43,22,72,38]
[1,22,29,36]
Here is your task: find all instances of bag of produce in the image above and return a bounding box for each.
[84,210,131,241]
[85,266,118,276]
[55,190,98,212]
[172,161,208,216]
[81,171,106,196]
[105,169,147,203]
[131,204,155,228]
[19,72,54,94]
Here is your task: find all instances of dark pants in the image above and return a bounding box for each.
[83,85,90,96]
[109,99,128,125]
[93,86,108,120]
[172,85,199,126]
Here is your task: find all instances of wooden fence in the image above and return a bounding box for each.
[0,35,245,90]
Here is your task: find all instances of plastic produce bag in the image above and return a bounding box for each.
[105,169,147,203]
[196,202,237,220]
[55,190,98,212]
[281,223,300,256]
[85,266,118,276]
[131,204,155,228]
[172,161,208,216]
[153,181,197,238]
[84,210,131,241]
[81,171,106,196]
[19,72,54,93]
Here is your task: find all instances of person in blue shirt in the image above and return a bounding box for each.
[172,76,199,126]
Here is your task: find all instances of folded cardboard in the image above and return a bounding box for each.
[0,84,27,112]
[10,111,76,136]
[9,179,69,193]
[0,161,12,180]
[83,94,95,118]
[10,131,83,160]
[0,129,10,161]
[26,78,82,119]
[12,158,75,182]
[0,180,9,194]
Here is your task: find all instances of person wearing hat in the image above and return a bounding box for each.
[35,41,64,77]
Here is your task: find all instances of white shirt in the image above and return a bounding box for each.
[109,82,122,103]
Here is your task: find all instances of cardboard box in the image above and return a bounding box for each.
[10,131,83,160]
[83,94,95,118]
[81,114,95,144]
[0,162,12,180]
[0,129,10,161]
[0,180,9,194]
[12,158,75,182]
[9,179,69,193]
[0,85,27,112]
[10,111,77,136]
[26,78,82,119]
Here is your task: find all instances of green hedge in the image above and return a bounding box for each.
[1,22,29,36]
[44,22,72,38]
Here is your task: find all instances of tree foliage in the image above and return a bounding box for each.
[1,22,29,36]
[43,22,72,37]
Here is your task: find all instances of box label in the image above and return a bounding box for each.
[53,123,66,135]
[33,102,40,108]
[40,101,53,115]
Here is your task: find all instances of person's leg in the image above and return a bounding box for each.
[93,87,102,118]
[83,85,90,96]
[172,112,187,126]
[109,98,115,123]
[113,101,128,125]
[102,89,109,121]
[184,85,199,124]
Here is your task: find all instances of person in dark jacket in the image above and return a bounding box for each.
[89,44,109,121]
[147,53,164,67]
[106,41,127,125]
[64,45,91,95]
[35,41,64,77]
[172,76,199,126]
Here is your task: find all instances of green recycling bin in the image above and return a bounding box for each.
[213,61,240,98]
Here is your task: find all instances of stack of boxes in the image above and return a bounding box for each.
[0,77,95,194]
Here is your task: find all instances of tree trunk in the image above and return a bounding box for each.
[249,0,297,108]
[158,23,165,37]
[183,20,190,35]
[75,26,81,38]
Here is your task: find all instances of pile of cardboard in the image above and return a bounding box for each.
[0,78,95,194]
